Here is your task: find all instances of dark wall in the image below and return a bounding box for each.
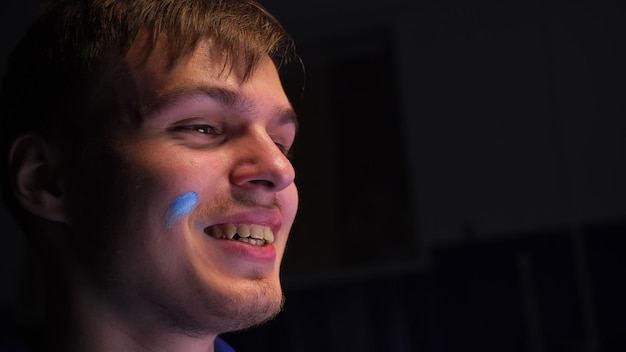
[245,0,626,350]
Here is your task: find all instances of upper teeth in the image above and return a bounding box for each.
[208,224,275,246]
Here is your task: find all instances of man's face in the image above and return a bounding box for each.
[64,38,298,333]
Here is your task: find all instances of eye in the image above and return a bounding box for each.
[174,124,221,135]
[169,123,225,149]
[274,142,293,159]
[269,127,296,159]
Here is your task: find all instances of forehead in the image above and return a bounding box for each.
[121,35,293,122]
[130,34,264,92]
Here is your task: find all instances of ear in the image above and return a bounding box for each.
[9,133,68,223]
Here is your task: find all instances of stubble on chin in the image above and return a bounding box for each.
[149,278,286,337]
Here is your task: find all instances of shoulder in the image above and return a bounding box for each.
[214,336,237,352]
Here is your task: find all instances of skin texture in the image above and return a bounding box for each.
[51,37,299,351]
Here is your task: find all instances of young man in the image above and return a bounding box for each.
[0,0,298,351]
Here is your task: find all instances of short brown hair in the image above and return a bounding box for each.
[0,0,296,227]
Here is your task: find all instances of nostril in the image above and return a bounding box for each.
[249,179,275,188]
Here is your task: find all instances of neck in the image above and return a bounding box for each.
[45,283,218,352]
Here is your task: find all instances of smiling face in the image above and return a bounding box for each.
[61,37,298,334]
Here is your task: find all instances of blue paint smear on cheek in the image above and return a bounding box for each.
[165,192,198,227]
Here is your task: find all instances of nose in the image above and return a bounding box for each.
[229,128,295,192]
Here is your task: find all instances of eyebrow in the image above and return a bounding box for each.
[143,86,298,128]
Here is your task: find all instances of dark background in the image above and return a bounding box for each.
[1,0,625,351]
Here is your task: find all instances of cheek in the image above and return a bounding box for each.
[282,184,299,229]
[165,191,199,227]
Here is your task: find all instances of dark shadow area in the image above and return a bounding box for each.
[225,222,625,351]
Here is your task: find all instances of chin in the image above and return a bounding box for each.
[162,274,285,335]
[225,291,285,332]
[216,277,285,332]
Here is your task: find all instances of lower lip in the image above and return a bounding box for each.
[213,237,277,263]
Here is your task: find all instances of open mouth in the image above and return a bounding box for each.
[205,224,275,246]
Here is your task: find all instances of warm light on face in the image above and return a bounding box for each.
[65,38,298,334]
